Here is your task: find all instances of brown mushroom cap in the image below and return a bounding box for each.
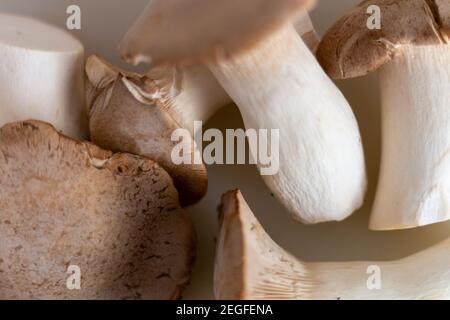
[86,55,207,206]
[0,120,196,299]
[120,0,314,66]
[317,0,450,79]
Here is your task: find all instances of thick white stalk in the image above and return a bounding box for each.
[208,26,366,223]
[310,244,450,299]
[215,190,450,300]
[147,65,230,135]
[294,11,319,52]
[371,45,450,230]
[0,14,88,140]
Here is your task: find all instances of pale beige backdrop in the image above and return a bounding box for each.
[1,0,449,300]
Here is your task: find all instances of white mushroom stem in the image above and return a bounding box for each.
[371,45,450,230]
[308,247,450,300]
[0,14,88,140]
[208,25,366,223]
[215,190,450,300]
[144,12,319,136]
[147,65,230,135]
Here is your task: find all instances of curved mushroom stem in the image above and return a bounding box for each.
[311,246,450,300]
[208,26,366,223]
[371,45,450,230]
[146,65,230,135]
[0,14,88,140]
[215,190,450,300]
[143,13,319,136]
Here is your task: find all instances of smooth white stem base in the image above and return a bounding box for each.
[209,26,366,224]
[371,45,450,230]
[0,14,88,140]
[153,65,230,135]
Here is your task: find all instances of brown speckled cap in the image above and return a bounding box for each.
[317,0,450,79]
[86,55,208,206]
[120,0,314,66]
[0,120,196,299]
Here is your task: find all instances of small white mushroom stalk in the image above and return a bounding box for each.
[371,45,450,230]
[215,190,450,300]
[209,26,366,223]
[0,14,88,140]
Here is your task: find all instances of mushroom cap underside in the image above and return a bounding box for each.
[0,120,196,299]
[0,13,83,53]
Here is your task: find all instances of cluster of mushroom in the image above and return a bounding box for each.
[214,0,450,300]
[0,15,196,299]
[0,0,449,300]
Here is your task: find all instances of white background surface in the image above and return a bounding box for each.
[1,0,449,300]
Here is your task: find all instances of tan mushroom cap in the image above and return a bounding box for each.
[0,120,196,299]
[120,0,314,66]
[317,0,450,79]
[86,55,207,206]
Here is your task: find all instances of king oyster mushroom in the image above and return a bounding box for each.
[215,190,450,300]
[0,120,196,300]
[86,56,207,206]
[119,0,367,224]
[86,12,318,206]
[317,0,450,230]
[0,14,88,140]
[116,11,319,136]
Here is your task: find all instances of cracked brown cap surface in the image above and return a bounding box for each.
[86,55,207,206]
[120,0,314,66]
[0,120,196,300]
[317,0,450,79]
